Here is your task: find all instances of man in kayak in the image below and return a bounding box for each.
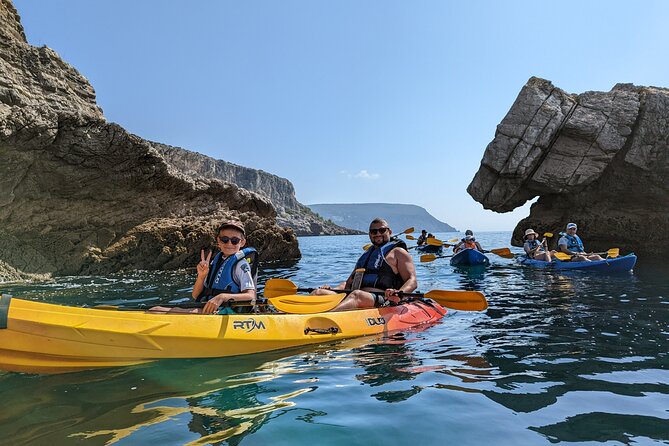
[523,229,553,262]
[453,229,484,253]
[416,229,428,246]
[557,223,604,262]
[150,220,257,314]
[312,218,417,311]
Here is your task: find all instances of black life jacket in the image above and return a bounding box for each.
[354,239,406,290]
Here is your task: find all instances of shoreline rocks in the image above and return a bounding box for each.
[0,0,301,278]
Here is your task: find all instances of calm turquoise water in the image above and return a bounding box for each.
[1,232,668,445]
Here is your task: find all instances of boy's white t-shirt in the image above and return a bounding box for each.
[233,259,255,291]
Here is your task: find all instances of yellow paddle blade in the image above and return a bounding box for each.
[406,235,416,240]
[400,227,415,235]
[268,293,346,314]
[362,243,372,250]
[426,237,443,246]
[424,290,488,311]
[544,232,554,238]
[447,238,459,243]
[554,252,570,260]
[420,254,438,263]
[263,278,299,298]
[489,248,513,258]
[607,248,620,258]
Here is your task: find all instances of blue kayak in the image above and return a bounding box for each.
[450,248,490,266]
[519,253,637,272]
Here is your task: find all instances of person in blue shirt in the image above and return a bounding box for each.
[557,223,603,262]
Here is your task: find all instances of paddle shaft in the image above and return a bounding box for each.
[297,286,432,299]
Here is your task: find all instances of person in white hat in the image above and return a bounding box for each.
[557,223,603,262]
[523,228,552,262]
[453,229,484,254]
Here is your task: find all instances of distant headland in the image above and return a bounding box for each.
[307,203,456,233]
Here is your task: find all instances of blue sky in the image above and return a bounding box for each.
[14,1,669,230]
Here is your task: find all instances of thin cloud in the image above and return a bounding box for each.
[353,170,380,180]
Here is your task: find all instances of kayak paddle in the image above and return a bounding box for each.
[483,248,513,258]
[426,237,458,247]
[267,293,347,314]
[554,248,620,261]
[264,278,488,311]
[419,253,454,262]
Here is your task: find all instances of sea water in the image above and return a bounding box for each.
[0,232,668,445]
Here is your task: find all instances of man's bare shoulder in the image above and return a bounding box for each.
[388,246,413,261]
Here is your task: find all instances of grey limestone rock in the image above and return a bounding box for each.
[468,77,668,256]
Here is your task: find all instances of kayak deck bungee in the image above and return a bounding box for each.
[0,295,445,374]
[450,248,490,266]
[519,253,637,272]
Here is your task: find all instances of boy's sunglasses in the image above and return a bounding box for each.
[369,227,388,235]
[218,236,242,245]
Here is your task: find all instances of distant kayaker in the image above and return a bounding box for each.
[453,229,483,254]
[416,229,428,246]
[149,220,257,314]
[523,229,553,262]
[557,223,603,262]
[312,218,417,311]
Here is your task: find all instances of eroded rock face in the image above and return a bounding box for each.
[155,144,359,236]
[468,77,669,256]
[0,0,300,277]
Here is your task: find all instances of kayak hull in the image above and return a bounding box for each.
[0,296,445,374]
[415,244,443,254]
[519,253,637,272]
[450,248,490,266]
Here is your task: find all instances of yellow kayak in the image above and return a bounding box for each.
[0,294,445,374]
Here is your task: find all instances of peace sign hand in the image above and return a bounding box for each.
[197,249,211,278]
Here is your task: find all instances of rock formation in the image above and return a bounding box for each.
[468,77,669,257]
[155,144,358,236]
[0,0,300,279]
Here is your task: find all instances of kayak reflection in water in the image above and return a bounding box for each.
[311,218,418,311]
[150,220,258,314]
[523,228,554,262]
[557,223,604,262]
[452,229,484,253]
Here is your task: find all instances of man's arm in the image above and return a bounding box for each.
[393,249,417,293]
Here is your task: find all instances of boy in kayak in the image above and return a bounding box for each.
[312,218,417,311]
[557,223,603,262]
[523,229,553,262]
[150,220,257,314]
[453,229,484,253]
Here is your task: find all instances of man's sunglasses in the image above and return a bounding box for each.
[218,236,242,245]
[369,227,389,235]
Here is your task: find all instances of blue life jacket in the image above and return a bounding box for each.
[526,239,542,251]
[199,247,257,302]
[355,239,406,290]
[525,239,544,258]
[562,233,584,252]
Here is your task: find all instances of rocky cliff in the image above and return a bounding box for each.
[155,144,358,236]
[308,203,455,233]
[468,77,669,256]
[0,0,300,280]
